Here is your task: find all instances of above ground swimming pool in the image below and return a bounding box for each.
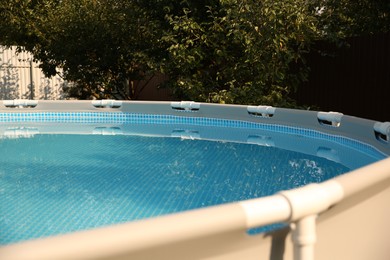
[0,100,389,247]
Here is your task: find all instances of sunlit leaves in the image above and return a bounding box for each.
[0,0,388,101]
[0,0,165,99]
[161,0,316,106]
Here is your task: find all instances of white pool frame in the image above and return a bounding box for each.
[0,100,389,260]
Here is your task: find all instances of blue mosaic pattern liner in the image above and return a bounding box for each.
[0,112,386,158]
[1,132,350,244]
[0,111,386,245]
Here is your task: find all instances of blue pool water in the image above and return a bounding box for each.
[0,113,386,245]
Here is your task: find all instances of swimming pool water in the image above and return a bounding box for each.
[0,115,385,245]
[0,132,371,245]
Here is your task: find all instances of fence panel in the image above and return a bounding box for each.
[0,46,66,100]
[294,33,390,122]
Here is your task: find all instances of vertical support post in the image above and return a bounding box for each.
[292,215,317,260]
[29,60,34,100]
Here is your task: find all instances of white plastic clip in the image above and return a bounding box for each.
[374,122,390,142]
[317,111,343,127]
[171,101,200,111]
[247,105,275,117]
[3,99,38,108]
[91,100,122,108]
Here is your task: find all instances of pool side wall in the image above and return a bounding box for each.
[0,100,389,260]
[1,100,388,155]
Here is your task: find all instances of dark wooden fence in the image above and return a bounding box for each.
[133,73,171,101]
[294,33,390,122]
[139,33,389,122]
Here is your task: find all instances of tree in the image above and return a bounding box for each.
[161,0,317,106]
[310,0,390,41]
[0,0,388,103]
[0,0,166,99]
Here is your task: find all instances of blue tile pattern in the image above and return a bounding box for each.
[0,112,385,158]
[0,111,386,245]
[0,134,351,244]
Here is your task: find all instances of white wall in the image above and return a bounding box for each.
[0,46,67,100]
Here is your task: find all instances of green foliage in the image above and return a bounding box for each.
[161,0,316,106]
[0,0,165,99]
[310,0,390,40]
[0,0,388,103]
[44,0,164,99]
